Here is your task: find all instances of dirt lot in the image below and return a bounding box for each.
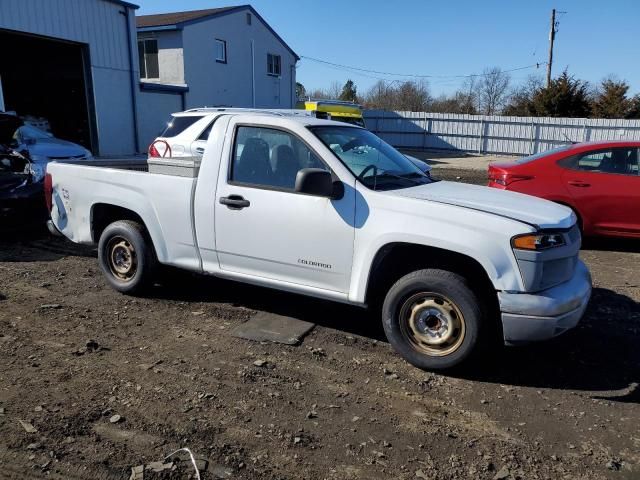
[0,168,639,480]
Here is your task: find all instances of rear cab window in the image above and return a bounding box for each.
[159,115,205,138]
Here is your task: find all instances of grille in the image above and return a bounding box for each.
[539,256,577,290]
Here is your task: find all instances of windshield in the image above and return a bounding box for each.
[311,126,432,191]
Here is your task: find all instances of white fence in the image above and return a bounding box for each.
[363,110,640,156]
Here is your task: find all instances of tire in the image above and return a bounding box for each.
[98,220,157,295]
[382,269,484,370]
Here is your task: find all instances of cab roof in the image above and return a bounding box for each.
[171,108,363,128]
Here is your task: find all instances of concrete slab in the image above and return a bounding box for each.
[231,312,315,346]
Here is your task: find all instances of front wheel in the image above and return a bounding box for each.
[98,220,157,295]
[382,269,484,370]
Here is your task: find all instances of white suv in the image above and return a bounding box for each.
[148,109,222,158]
[148,109,432,176]
[148,108,314,158]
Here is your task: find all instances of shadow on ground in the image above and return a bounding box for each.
[4,225,637,400]
[153,269,385,342]
[583,236,640,254]
[0,227,96,262]
[154,271,640,401]
[461,287,640,402]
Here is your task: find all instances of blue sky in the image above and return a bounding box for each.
[136,0,640,97]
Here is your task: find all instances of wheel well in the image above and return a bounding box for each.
[365,243,499,317]
[91,204,146,243]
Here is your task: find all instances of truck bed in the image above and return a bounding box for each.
[53,156,203,178]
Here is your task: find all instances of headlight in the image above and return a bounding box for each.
[512,233,566,251]
[29,163,46,183]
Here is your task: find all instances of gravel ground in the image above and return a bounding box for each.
[0,169,638,480]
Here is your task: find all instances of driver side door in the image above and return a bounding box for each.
[214,120,356,293]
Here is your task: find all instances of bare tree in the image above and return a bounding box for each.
[363,80,397,110]
[363,80,431,112]
[478,67,511,115]
[306,81,344,100]
[395,80,432,112]
[461,76,481,113]
[326,81,342,100]
[503,74,543,116]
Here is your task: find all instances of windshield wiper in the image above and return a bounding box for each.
[366,170,430,190]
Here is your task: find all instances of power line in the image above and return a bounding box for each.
[300,55,547,80]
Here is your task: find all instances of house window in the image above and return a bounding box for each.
[138,39,159,79]
[246,12,252,25]
[215,39,227,63]
[267,53,281,76]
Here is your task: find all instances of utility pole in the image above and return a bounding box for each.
[546,8,556,88]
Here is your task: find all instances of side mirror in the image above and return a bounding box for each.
[295,168,338,198]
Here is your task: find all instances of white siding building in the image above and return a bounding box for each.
[136,6,299,146]
[0,0,141,156]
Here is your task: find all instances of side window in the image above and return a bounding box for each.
[231,126,327,189]
[574,148,639,176]
[215,39,227,63]
[267,53,281,76]
[197,121,214,141]
[138,39,159,79]
[159,115,204,138]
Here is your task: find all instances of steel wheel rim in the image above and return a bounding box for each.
[398,292,466,357]
[107,236,137,281]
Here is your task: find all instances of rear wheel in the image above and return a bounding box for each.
[382,269,483,370]
[98,220,157,295]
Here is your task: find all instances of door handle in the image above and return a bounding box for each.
[568,180,591,187]
[195,147,205,154]
[219,195,250,209]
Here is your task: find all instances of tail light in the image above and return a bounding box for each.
[488,171,533,186]
[148,143,161,158]
[44,173,53,212]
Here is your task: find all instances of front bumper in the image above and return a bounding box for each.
[498,260,592,345]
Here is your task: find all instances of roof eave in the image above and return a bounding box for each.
[107,0,139,9]
[136,5,299,61]
[137,25,181,33]
[245,6,299,61]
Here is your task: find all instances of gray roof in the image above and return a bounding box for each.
[106,0,139,9]
[136,7,236,28]
[136,5,299,60]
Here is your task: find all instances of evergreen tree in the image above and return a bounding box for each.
[339,80,358,102]
[295,82,306,100]
[528,70,591,117]
[591,79,631,118]
[626,95,640,119]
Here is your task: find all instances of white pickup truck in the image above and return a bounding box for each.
[46,110,592,370]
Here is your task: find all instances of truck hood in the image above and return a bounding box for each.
[386,181,575,230]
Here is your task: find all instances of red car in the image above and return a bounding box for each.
[488,141,640,238]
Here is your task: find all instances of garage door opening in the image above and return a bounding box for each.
[0,29,96,153]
